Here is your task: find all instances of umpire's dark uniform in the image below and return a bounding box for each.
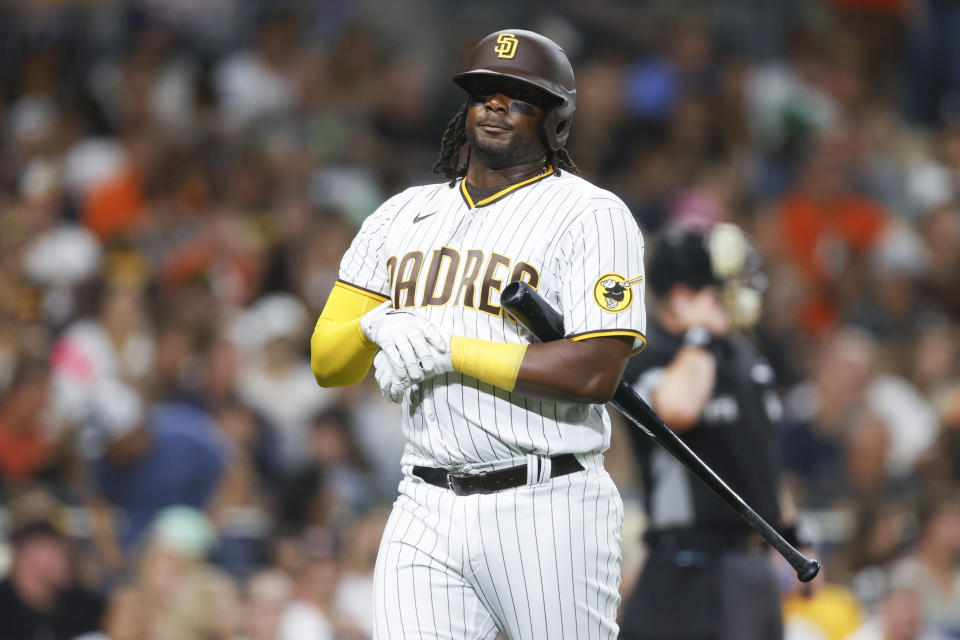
[618,316,785,640]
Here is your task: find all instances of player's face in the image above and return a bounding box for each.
[465,77,550,166]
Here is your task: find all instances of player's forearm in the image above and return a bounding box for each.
[310,317,379,387]
[514,337,633,403]
[310,282,386,387]
[652,346,716,430]
[448,335,631,403]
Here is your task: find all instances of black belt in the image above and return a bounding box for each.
[413,453,583,496]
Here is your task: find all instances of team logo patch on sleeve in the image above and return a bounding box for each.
[593,273,643,313]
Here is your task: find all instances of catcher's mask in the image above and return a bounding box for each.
[648,223,768,329]
[454,29,576,152]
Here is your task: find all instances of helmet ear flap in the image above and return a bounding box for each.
[541,109,572,151]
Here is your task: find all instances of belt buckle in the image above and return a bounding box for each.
[447,470,488,495]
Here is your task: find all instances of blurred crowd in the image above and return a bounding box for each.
[1,0,960,638]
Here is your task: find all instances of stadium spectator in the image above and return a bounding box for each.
[846,583,950,640]
[244,568,295,640]
[771,126,891,335]
[333,508,389,638]
[0,518,104,640]
[277,529,339,640]
[0,2,959,636]
[155,565,243,640]
[50,279,155,430]
[0,355,59,493]
[85,382,227,562]
[887,492,960,636]
[72,584,149,640]
[234,293,331,472]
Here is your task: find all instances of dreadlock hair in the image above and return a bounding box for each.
[549,147,579,177]
[433,102,470,185]
[432,101,579,186]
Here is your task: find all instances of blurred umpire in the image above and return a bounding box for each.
[619,224,790,640]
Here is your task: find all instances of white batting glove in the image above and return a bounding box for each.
[374,350,418,403]
[360,302,452,383]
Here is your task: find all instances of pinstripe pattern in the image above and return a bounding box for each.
[373,466,623,639]
[339,174,646,470]
[344,173,641,638]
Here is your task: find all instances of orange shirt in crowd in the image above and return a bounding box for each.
[82,167,145,240]
[0,421,55,483]
[777,191,889,334]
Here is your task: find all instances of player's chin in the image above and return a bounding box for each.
[472,130,513,152]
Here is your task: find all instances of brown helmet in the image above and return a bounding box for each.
[454,29,576,151]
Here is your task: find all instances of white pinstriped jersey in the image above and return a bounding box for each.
[339,169,646,469]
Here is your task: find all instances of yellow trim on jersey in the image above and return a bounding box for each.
[460,166,555,209]
[310,281,388,387]
[336,279,390,303]
[569,330,647,353]
[450,336,528,392]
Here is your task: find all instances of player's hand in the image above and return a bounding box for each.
[360,301,451,383]
[374,348,454,402]
[374,350,419,403]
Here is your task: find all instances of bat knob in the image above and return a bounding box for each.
[501,281,525,305]
[797,559,820,583]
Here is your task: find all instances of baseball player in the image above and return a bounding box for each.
[311,29,646,638]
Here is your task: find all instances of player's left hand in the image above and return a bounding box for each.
[374,350,418,403]
[373,344,456,402]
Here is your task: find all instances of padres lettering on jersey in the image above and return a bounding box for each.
[388,248,539,314]
[339,172,646,469]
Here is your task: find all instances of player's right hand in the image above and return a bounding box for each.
[360,301,450,384]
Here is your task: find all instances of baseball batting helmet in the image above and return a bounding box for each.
[454,29,576,151]
[648,224,767,328]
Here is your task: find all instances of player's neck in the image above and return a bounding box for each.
[465,156,550,189]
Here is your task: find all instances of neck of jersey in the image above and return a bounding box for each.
[461,166,554,209]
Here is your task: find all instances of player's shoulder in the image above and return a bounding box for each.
[378,183,440,211]
[363,183,446,226]
[551,172,631,212]
[550,173,640,236]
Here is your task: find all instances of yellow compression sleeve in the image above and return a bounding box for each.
[310,281,387,387]
[449,337,528,392]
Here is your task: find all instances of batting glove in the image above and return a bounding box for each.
[374,350,418,403]
[359,302,451,384]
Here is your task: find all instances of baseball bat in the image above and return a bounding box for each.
[500,281,820,582]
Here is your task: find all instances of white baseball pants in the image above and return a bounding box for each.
[372,454,623,639]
